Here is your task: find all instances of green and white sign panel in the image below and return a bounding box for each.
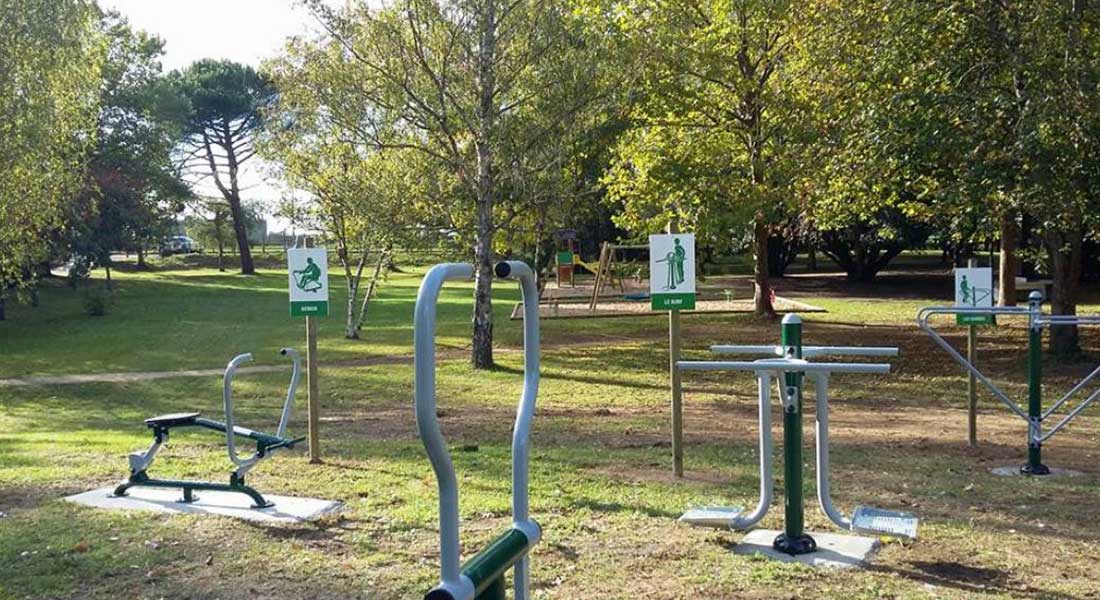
[650,233,696,311]
[288,248,329,317]
[955,267,993,325]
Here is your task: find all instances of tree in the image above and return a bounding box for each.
[602,0,807,317]
[304,0,609,367]
[174,60,274,275]
[63,12,189,288]
[0,0,104,306]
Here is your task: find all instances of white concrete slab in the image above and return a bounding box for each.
[732,529,880,569]
[64,486,342,523]
[991,466,1084,478]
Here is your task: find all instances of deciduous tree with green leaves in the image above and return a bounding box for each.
[302,0,610,366]
[0,0,104,316]
[602,0,807,317]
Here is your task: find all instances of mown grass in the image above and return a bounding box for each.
[3,256,1100,599]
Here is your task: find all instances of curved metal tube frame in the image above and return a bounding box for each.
[812,373,851,530]
[222,349,303,472]
[917,302,1100,442]
[728,372,774,530]
[415,262,541,600]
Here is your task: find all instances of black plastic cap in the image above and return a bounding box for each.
[424,590,456,600]
[279,348,288,356]
[494,262,512,279]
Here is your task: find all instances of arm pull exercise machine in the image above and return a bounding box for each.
[415,261,541,600]
[113,348,304,509]
[919,291,1100,474]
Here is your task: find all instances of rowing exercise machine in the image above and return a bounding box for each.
[113,348,303,509]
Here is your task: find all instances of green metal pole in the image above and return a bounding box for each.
[773,314,816,555]
[1022,291,1050,475]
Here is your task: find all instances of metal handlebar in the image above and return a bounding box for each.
[222,349,302,468]
[415,262,542,600]
[277,348,302,439]
[223,353,254,467]
[414,263,475,597]
[494,260,542,600]
[711,345,898,358]
[678,359,892,375]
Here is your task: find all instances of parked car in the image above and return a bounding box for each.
[160,235,200,256]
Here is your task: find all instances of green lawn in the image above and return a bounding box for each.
[3,258,1100,599]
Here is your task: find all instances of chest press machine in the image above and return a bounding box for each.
[113,348,304,509]
[415,261,541,600]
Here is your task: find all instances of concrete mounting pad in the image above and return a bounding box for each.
[64,486,342,523]
[732,529,880,569]
[991,466,1085,478]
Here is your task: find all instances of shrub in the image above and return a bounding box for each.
[81,288,111,317]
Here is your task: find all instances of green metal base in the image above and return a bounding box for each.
[114,473,274,509]
[1020,463,1051,476]
[773,532,817,556]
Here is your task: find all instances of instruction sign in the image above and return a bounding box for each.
[288,248,329,317]
[955,267,993,325]
[650,234,696,310]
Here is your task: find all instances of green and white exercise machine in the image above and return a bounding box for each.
[678,315,918,555]
[114,348,304,509]
[415,261,541,600]
[919,291,1100,474]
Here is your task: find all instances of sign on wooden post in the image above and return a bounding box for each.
[288,244,326,463]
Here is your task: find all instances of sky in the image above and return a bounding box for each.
[99,0,329,230]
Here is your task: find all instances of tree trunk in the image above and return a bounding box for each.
[807,243,817,272]
[0,294,5,321]
[341,246,368,340]
[752,214,776,318]
[104,264,112,291]
[356,250,389,332]
[472,193,495,369]
[226,192,255,275]
[998,212,1020,306]
[1047,229,1083,356]
[217,236,225,272]
[470,0,498,370]
[137,247,147,269]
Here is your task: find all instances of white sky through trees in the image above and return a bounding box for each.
[99,0,331,231]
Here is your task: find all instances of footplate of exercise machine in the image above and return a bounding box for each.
[679,506,745,529]
[851,506,918,539]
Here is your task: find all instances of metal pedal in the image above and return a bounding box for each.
[678,506,744,529]
[851,506,918,539]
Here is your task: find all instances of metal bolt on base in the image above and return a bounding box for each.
[773,532,817,556]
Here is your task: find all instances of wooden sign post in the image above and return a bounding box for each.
[651,226,695,477]
[288,237,327,463]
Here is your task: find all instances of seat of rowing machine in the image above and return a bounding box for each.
[144,412,201,427]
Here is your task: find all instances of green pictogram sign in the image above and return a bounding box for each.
[955,267,993,326]
[650,234,696,310]
[288,248,329,317]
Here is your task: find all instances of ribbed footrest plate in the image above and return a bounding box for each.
[851,506,918,539]
[679,506,744,529]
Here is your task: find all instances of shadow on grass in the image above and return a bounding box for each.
[873,560,1078,599]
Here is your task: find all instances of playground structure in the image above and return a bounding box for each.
[677,316,918,555]
[918,291,1100,474]
[415,261,541,600]
[587,242,649,309]
[114,348,304,509]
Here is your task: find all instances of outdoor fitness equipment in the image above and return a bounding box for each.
[918,291,1100,474]
[416,261,541,600]
[677,315,918,555]
[114,349,304,508]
